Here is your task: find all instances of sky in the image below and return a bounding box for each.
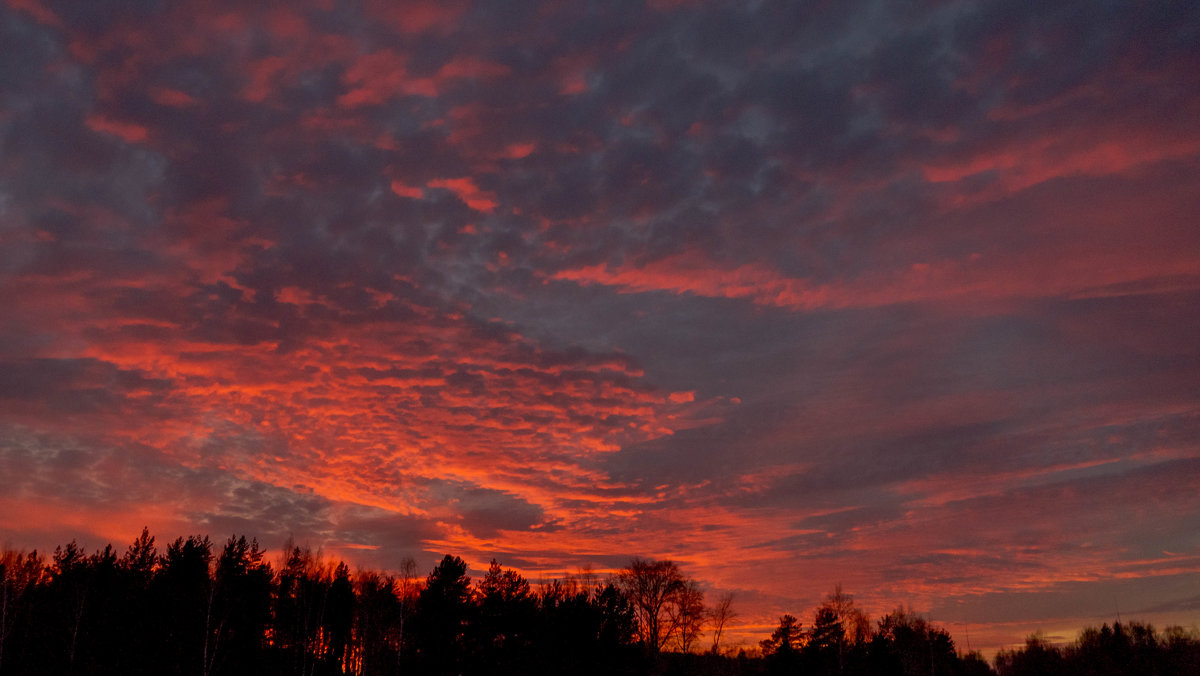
[2,0,1199,654]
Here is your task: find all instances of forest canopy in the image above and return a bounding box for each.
[1,530,1197,675]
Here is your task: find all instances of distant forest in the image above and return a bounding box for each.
[1,530,1197,675]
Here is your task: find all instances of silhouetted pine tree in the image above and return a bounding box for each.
[206,535,272,675]
[156,535,214,675]
[412,554,474,675]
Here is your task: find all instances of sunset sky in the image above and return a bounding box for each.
[2,0,1198,653]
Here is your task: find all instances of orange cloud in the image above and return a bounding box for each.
[428,177,498,212]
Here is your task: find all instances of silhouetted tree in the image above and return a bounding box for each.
[205,535,271,676]
[593,580,638,657]
[323,562,355,673]
[829,585,872,645]
[0,549,43,674]
[393,557,420,665]
[85,544,130,673]
[808,604,847,674]
[1161,625,1200,675]
[274,542,338,676]
[44,541,90,672]
[111,529,162,676]
[761,613,803,674]
[473,559,536,673]
[617,558,686,654]
[994,620,1200,676]
[994,632,1065,676]
[156,535,214,675]
[536,576,640,675]
[803,585,874,675]
[667,579,706,653]
[870,607,961,676]
[707,592,737,656]
[412,554,474,674]
[349,568,405,676]
[959,650,996,676]
[123,528,157,584]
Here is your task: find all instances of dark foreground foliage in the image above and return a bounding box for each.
[994,623,1200,676]
[1,530,1198,675]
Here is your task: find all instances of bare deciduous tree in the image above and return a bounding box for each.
[708,592,737,655]
[667,580,706,653]
[616,558,685,653]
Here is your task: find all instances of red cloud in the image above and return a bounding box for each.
[922,127,1200,205]
[553,233,1200,312]
[85,114,149,143]
[552,253,831,310]
[7,0,62,27]
[365,0,469,35]
[428,177,498,212]
[390,180,424,200]
[148,87,198,107]
[339,50,437,107]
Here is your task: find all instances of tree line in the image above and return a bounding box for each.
[992,623,1200,676]
[754,585,1198,675]
[1,529,1197,675]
